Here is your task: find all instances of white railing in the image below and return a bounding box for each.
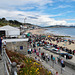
[3,48,17,75]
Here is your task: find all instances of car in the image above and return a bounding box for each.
[51,48,60,53]
[59,53,73,59]
[38,42,45,46]
[37,42,43,47]
[43,45,51,50]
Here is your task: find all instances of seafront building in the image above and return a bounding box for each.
[2,39,28,54]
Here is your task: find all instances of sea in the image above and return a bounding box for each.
[44,27,75,40]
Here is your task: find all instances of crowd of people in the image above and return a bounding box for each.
[27,37,66,75]
[48,37,74,44]
[27,34,66,65]
[47,37,75,55]
[27,33,75,57]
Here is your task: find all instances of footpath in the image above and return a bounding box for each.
[26,53,62,75]
[0,55,4,75]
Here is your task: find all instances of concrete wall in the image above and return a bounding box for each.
[64,60,75,70]
[6,41,28,54]
[58,57,75,70]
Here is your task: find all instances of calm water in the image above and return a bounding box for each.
[44,28,75,37]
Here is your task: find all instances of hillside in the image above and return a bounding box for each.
[0,18,38,27]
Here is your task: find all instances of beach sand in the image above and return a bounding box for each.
[26,29,46,35]
[46,40,75,50]
[26,28,75,51]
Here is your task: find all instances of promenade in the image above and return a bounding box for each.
[45,39,75,64]
[27,53,62,75]
[27,46,75,75]
[40,47,75,75]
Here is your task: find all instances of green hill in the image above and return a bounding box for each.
[0,18,37,27]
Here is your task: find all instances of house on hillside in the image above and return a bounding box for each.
[0,25,20,38]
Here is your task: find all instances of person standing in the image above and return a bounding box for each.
[0,37,2,60]
[61,59,65,67]
[55,57,58,64]
[38,48,41,52]
[3,41,6,48]
[61,59,64,64]
[55,72,58,75]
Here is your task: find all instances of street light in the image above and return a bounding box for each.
[24,18,26,26]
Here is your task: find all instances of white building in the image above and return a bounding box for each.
[2,38,28,54]
[0,25,20,37]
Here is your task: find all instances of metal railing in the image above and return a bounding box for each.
[3,48,17,75]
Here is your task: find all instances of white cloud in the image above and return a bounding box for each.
[53,5,72,9]
[61,19,75,21]
[19,7,35,10]
[57,0,73,2]
[0,0,53,10]
[0,9,74,26]
[0,0,75,26]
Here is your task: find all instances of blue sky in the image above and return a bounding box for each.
[0,0,75,26]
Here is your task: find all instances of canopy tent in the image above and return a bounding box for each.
[27,33,30,37]
[0,25,20,37]
[41,35,46,38]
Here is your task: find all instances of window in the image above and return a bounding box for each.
[20,46,23,50]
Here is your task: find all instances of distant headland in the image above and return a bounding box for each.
[42,25,75,28]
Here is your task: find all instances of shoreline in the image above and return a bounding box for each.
[26,28,75,40]
[44,28,75,40]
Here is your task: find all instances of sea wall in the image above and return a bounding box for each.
[64,60,75,70]
[6,41,28,54]
[58,57,75,70]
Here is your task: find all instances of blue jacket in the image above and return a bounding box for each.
[0,38,2,47]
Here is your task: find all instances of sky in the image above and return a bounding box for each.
[0,0,75,26]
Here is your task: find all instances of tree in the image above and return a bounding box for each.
[1,18,6,21]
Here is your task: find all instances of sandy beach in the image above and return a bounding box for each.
[26,28,75,51]
[26,28,46,35]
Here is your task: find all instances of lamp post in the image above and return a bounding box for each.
[24,18,26,26]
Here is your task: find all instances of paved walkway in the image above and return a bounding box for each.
[27,53,62,75]
[39,47,75,75]
[0,55,4,75]
[28,42,75,75]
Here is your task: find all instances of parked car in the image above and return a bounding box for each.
[59,53,73,59]
[38,42,45,46]
[43,45,51,50]
[51,48,60,53]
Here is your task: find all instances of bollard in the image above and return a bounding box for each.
[61,67,62,74]
[11,62,17,75]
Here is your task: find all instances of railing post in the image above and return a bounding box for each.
[11,62,17,75]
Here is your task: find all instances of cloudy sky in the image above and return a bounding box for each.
[0,0,75,26]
